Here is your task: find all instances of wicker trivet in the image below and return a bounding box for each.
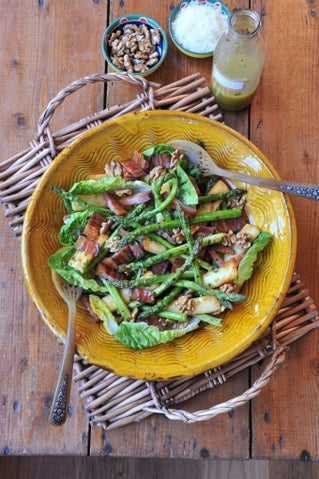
[0,72,222,237]
[73,273,318,429]
[1,73,318,430]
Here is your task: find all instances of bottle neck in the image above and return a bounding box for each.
[229,9,261,40]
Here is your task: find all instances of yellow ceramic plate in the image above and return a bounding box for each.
[21,111,297,380]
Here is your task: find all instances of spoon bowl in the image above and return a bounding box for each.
[169,139,319,201]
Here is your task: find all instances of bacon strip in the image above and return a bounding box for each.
[129,288,155,304]
[118,190,152,206]
[212,215,247,233]
[121,150,149,179]
[103,192,127,216]
[149,152,172,169]
[74,235,100,257]
[100,244,136,269]
[83,212,108,241]
[95,263,127,281]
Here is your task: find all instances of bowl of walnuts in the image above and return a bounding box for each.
[102,14,168,77]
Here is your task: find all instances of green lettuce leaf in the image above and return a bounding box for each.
[68,176,128,195]
[142,144,174,159]
[89,295,119,335]
[113,318,200,349]
[59,209,94,246]
[235,231,272,287]
[176,164,199,205]
[48,247,109,293]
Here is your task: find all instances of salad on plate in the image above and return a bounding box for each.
[48,142,271,349]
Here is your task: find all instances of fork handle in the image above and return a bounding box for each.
[216,167,319,201]
[277,183,319,200]
[49,301,76,426]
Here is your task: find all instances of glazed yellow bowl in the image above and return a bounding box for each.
[21,111,297,380]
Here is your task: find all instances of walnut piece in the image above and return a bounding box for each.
[172,227,186,245]
[105,237,121,253]
[107,23,162,74]
[175,295,195,314]
[149,165,166,182]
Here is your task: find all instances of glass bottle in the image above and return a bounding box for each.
[211,9,264,111]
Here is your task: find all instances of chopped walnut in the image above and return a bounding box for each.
[222,230,237,247]
[172,227,185,244]
[235,232,251,250]
[171,149,185,167]
[107,23,162,74]
[105,160,123,177]
[175,295,195,314]
[219,283,240,293]
[105,236,121,253]
[99,220,112,235]
[115,188,132,198]
[222,230,251,250]
[227,194,247,209]
[149,165,166,182]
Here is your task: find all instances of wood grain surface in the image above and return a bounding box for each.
[0,0,318,461]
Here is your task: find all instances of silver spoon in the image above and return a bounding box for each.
[169,139,319,201]
[49,270,82,426]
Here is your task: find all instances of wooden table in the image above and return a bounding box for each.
[1,0,318,461]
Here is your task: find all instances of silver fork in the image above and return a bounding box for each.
[49,270,82,426]
[169,139,319,201]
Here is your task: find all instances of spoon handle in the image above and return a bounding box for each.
[49,301,76,426]
[216,167,319,201]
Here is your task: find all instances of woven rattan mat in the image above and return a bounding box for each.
[1,72,318,430]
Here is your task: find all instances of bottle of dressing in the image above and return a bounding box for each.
[211,9,264,111]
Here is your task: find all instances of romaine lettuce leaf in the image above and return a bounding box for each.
[68,176,128,195]
[86,292,201,349]
[48,247,109,293]
[176,164,199,205]
[142,144,175,159]
[235,231,272,287]
[113,317,200,349]
[89,295,119,335]
[59,209,94,246]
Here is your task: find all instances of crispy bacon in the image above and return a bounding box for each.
[121,150,149,179]
[151,260,170,276]
[129,288,155,304]
[206,247,224,267]
[171,257,185,272]
[193,225,217,238]
[149,152,172,169]
[95,262,127,281]
[103,192,127,216]
[171,198,197,217]
[100,244,136,269]
[74,235,100,257]
[161,191,197,217]
[83,212,108,240]
[211,244,235,255]
[212,215,247,233]
[129,241,144,260]
[118,190,152,205]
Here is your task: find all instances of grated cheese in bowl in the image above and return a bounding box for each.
[169,0,230,57]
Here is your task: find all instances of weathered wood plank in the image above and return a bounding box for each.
[250,0,319,461]
[1,456,319,478]
[0,0,107,454]
[90,0,252,459]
